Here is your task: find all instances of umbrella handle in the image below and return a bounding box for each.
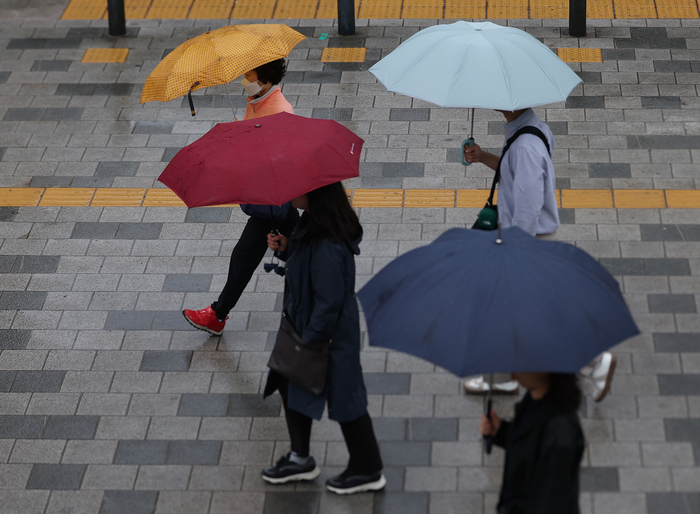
[187,82,200,117]
[484,398,493,455]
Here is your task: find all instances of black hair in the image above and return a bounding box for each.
[254,58,287,85]
[548,373,582,413]
[298,182,361,246]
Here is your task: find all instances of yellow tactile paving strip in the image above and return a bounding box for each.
[60,0,700,19]
[321,47,367,62]
[558,48,603,63]
[1,188,699,209]
[82,48,130,63]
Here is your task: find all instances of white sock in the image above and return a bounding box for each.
[289,451,310,465]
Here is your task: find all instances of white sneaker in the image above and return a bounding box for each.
[463,376,519,395]
[590,352,617,403]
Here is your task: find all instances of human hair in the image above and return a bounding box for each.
[548,373,582,413]
[299,182,361,246]
[254,58,287,85]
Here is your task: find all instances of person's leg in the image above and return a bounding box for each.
[278,378,312,457]
[211,215,273,319]
[262,378,319,484]
[326,413,386,494]
[339,413,383,474]
[579,351,617,402]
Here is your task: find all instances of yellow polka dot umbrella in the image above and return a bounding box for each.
[140,24,305,115]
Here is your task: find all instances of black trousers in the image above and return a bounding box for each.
[278,378,383,475]
[211,208,300,319]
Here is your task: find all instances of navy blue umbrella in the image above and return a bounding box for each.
[357,227,639,376]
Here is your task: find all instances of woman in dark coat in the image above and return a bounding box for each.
[480,372,585,514]
[262,181,385,495]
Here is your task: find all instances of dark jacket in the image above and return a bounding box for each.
[493,392,584,514]
[264,221,368,423]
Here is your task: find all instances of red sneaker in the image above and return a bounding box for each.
[182,306,227,336]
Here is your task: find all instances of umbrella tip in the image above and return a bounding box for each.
[255,124,261,128]
[495,222,503,244]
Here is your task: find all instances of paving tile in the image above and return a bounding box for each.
[566,96,605,109]
[228,394,280,417]
[166,441,222,465]
[408,418,458,442]
[0,415,46,439]
[45,491,103,514]
[100,490,159,514]
[104,311,155,331]
[580,467,620,492]
[641,96,681,109]
[113,440,168,465]
[43,415,99,439]
[312,108,353,121]
[648,294,696,313]
[162,274,213,292]
[659,375,700,396]
[654,332,700,352]
[11,370,65,392]
[95,162,140,178]
[263,492,321,514]
[178,394,230,417]
[42,108,83,121]
[384,163,424,178]
[646,493,700,514]
[302,71,341,83]
[372,417,407,441]
[390,108,430,122]
[0,72,10,84]
[373,492,429,514]
[115,223,162,240]
[0,291,47,310]
[589,163,631,178]
[379,442,431,466]
[364,373,410,395]
[185,208,231,223]
[26,464,86,490]
[31,60,72,72]
[0,207,18,223]
[627,135,700,149]
[162,147,180,162]
[132,122,174,134]
[0,371,15,392]
[140,351,192,372]
[11,255,60,274]
[152,311,192,331]
[71,222,119,239]
[0,329,31,350]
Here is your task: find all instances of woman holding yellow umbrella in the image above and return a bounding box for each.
[183,57,301,335]
[140,24,306,335]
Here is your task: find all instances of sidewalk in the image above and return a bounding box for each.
[0,1,699,513]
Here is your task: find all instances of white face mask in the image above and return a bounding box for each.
[241,78,263,96]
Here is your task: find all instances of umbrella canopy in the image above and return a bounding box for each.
[158,112,363,208]
[357,227,639,376]
[369,21,582,110]
[141,24,305,104]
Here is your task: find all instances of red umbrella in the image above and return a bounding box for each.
[158,112,363,208]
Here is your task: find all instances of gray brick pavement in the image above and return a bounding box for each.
[0,6,699,514]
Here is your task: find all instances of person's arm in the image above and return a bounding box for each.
[301,241,346,344]
[508,147,546,236]
[267,233,289,261]
[464,143,500,171]
[528,417,584,513]
[481,411,509,449]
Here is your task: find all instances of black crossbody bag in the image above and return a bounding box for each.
[472,126,551,231]
[267,311,331,396]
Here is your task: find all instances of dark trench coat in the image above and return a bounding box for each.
[264,223,368,423]
[493,392,585,514]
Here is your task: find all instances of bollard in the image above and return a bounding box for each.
[568,0,586,38]
[337,0,355,36]
[107,0,127,37]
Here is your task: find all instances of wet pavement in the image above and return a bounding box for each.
[0,0,700,512]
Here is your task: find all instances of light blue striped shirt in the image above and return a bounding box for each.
[497,109,560,236]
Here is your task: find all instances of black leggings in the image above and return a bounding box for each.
[278,378,383,475]
[211,207,299,319]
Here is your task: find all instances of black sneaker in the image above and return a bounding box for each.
[326,469,386,495]
[261,453,320,484]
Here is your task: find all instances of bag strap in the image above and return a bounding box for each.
[486,126,551,206]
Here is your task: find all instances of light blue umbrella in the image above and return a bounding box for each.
[369,21,582,111]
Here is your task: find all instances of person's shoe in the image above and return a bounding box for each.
[591,352,617,403]
[261,453,320,484]
[326,469,386,495]
[464,376,519,395]
[182,306,227,336]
